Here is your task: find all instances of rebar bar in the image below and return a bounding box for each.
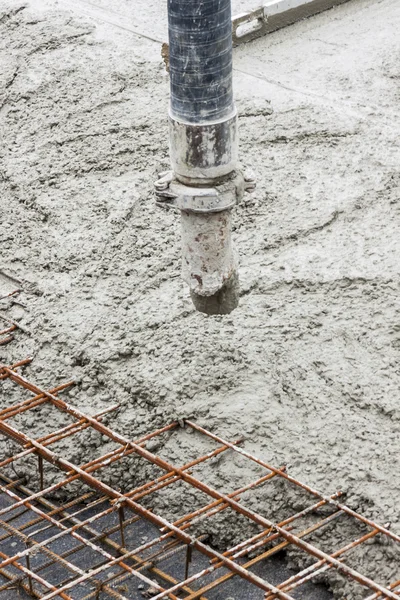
[0,360,399,600]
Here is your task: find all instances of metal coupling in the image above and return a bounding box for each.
[155,169,256,299]
[154,170,256,213]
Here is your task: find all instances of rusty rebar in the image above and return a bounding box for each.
[185,421,400,545]
[0,476,204,600]
[0,484,177,600]
[0,515,131,600]
[365,582,400,600]
[0,362,399,600]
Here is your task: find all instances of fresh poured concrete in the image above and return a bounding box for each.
[0,0,399,597]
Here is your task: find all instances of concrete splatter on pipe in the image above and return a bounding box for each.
[181,209,240,315]
[156,0,255,314]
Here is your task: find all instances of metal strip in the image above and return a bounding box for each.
[232,0,353,45]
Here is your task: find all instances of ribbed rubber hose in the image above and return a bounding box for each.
[168,0,234,123]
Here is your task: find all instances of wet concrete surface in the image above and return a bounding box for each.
[2,0,399,598]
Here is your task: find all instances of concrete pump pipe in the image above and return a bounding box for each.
[155,0,255,314]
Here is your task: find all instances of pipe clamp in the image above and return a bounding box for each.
[155,171,254,214]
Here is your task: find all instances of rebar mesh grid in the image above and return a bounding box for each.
[0,358,399,600]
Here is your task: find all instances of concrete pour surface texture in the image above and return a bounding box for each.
[0,0,399,597]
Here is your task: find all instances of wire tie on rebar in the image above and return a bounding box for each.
[121,443,130,457]
[30,546,41,557]
[113,497,126,508]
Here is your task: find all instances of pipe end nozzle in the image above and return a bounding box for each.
[190,271,239,316]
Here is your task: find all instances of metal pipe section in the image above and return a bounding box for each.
[168,0,237,184]
[156,0,255,314]
[168,0,233,123]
